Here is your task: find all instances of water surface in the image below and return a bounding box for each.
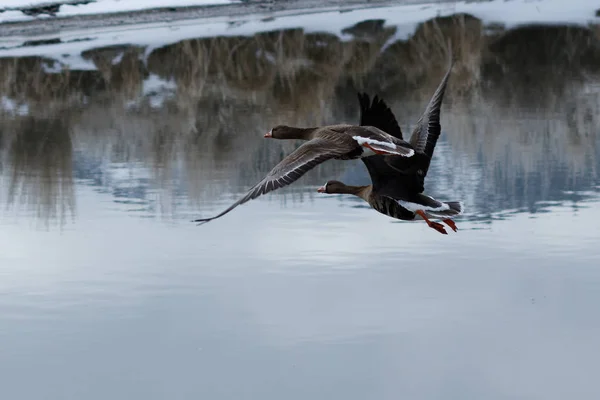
[1,3,600,399]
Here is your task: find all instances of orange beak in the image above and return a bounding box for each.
[264,130,272,138]
[317,185,326,193]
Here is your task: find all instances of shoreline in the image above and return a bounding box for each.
[0,0,447,37]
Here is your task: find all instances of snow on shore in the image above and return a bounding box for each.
[1,0,236,23]
[0,0,598,71]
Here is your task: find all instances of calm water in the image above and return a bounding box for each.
[2,3,600,399]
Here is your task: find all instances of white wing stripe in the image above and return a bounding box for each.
[397,199,450,212]
[352,136,396,149]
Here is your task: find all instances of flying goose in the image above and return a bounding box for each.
[193,124,415,224]
[318,48,463,234]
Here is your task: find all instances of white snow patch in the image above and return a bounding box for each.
[0,10,33,23]
[1,1,236,23]
[0,0,597,71]
[1,96,30,116]
[119,74,177,110]
[111,52,124,65]
[142,74,177,108]
[63,0,235,16]
[142,74,177,95]
[20,51,98,71]
[2,0,77,6]
[41,60,64,73]
[148,95,166,109]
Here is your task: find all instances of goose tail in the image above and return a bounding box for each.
[427,201,464,218]
[446,201,463,215]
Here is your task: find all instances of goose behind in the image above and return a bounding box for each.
[317,44,465,234]
[265,124,415,158]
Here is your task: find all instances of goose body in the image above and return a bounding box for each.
[264,124,416,158]
[193,123,415,225]
[318,46,464,234]
[318,180,463,234]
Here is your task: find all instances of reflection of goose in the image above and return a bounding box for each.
[318,50,464,234]
[193,124,415,224]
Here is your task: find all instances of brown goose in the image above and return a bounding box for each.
[193,124,415,225]
[318,49,464,234]
[264,124,416,157]
[318,180,462,234]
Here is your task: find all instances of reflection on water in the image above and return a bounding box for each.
[1,12,599,226]
[1,4,600,400]
[3,116,75,228]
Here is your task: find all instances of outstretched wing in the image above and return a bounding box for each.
[357,92,403,140]
[194,139,342,224]
[356,92,422,193]
[408,46,454,159]
[384,45,454,182]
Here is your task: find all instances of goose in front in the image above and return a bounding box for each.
[193,124,415,224]
[318,180,462,234]
[318,48,464,234]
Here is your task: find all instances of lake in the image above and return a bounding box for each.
[1,1,600,399]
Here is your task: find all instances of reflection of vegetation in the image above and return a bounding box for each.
[367,13,485,102]
[0,14,599,225]
[482,24,600,109]
[82,45,147,100]
[4,117,75,228]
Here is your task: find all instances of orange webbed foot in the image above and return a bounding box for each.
[416,210,448,235]
[442,218,458,232]
[427,221,448,235]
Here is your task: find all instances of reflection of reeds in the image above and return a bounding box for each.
[4,117,75,228]
[82,45,147,102]
[2,15,599,115]
[482,24,600,110]
[430,89,599,217]
[368,13,484,109]
[0,56,107,109]
[1,14,600,221]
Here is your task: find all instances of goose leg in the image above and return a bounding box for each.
[415,210,447,235]
[442,218,458,232]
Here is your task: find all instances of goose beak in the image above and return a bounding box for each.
[317,185,326,193]
[264,130,272,138]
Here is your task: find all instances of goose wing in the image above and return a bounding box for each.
[194,139,343,224]
[408,47,454,160]
[356,92,423,194]
[362,155,424,196]
[357,93,403,140]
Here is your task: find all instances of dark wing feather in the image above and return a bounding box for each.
[356,47,453,197]
[357,92,403,140]
[357,92,422,193]
[409,47,454,159]
[362,155,425,196]
[194,139,341,224]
